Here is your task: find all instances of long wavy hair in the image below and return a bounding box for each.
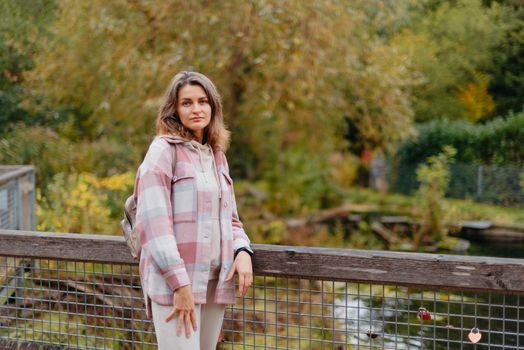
[156,71,230,151]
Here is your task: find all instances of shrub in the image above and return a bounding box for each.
[397,111,524,165]
[263,148,343,216]
[414,145,456,246]
[0,124,141,191]
[392,112,524,205]
[37,172,134,234]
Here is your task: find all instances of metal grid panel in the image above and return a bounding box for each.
[219,276,523,349]
[0,182,18,230]
[387,162,524,206]
[1,255,522,349]
[0,257,156,349]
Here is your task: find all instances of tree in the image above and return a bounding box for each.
[0,0,55,133]
[487,3,524,117]
[392,0,509,122]
[25,0,420,212]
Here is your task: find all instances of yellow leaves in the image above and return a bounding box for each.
[330,152,359,188]
[21,0,447,214]
[458,72,495,123]
[98,172,134,191]
[37,172,135,235]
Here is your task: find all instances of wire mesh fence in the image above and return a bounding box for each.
[0,249,523,350]
[221,277,523,349]
[0,257,155,349]
[385,161,524,207]
[0,166,35,231]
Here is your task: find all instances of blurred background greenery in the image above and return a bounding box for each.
[1,0,523,251]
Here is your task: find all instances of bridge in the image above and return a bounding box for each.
[0,229,523,349]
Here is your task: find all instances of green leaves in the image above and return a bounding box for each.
[415,145,457,244]
[398,112,524,165]
[3,0,522,216]
[393,0,510,122]
[0,0,56,133]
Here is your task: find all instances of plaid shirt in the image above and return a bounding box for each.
[134,136,252,318]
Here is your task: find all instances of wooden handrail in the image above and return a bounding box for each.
[1,229,523,294]
[0,166,34,186]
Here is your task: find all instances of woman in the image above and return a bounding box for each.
[134,71,253,349]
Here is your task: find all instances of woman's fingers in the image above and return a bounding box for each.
[165,308,178,323]
[184,312,192,338]
[171,285,196,337]
[174,311,195,338]
[191,309,198,331]
[227,252,254,296]
[238,272,245,295]
[166,310,196,339]
[229,251,253,297]
[176,312,184,337]
[225,262,236,281]
[238,270,253,297]
[244,273,253,296]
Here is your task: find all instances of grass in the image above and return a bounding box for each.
[241,184,523,251]
[341,187,524,225]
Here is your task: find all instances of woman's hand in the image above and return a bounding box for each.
[165,285,197,338]
[226,251,253,297]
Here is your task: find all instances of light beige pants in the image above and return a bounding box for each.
[151,280,226,350]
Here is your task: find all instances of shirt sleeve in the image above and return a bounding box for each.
[134,140,190,291]
[223,153,254,255]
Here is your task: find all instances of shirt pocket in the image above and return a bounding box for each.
[172,171,197,222]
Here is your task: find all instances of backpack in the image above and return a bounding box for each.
[121,142,176,260]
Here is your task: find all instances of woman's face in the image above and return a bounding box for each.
[176,84,212,142]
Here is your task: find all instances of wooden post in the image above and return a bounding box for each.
[17,167,35,231]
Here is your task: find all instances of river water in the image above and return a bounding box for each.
[333,240,523,349]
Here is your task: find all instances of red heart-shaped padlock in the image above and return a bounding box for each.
[418,307,432,321]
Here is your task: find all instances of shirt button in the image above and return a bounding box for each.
[224,201,228,208]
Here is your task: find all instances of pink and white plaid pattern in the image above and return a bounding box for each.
[134,136,252,318]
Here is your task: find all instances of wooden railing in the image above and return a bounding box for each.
[1,229,523,294]
[1,229,523,349]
